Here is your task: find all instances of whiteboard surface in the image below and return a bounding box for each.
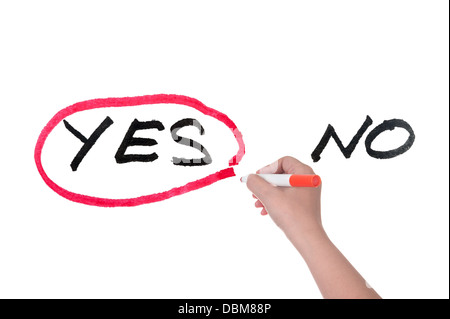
[0,1,448,298]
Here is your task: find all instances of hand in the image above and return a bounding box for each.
[245,156,381,298]
[246,156,324,250]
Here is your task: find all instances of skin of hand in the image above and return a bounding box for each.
[245,156,381,299]
[246,156,323,247]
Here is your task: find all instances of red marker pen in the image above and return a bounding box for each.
[240,174,321,187]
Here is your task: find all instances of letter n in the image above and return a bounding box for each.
[311,116,373,162]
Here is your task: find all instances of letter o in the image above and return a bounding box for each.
[365,119,415,159]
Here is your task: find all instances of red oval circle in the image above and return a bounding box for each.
[35,94,245,207]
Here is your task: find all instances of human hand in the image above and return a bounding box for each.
[245,157,381,298]
[245,156,324,250]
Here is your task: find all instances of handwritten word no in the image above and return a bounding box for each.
[311,116,415,162]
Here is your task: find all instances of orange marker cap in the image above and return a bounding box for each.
[289,174,321,187]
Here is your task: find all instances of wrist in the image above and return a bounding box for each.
[285,225,330,257]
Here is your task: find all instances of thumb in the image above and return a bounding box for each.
[246,174,279,204]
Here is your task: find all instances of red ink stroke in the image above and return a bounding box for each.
[34,94,245,207]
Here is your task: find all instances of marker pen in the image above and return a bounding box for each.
[240,174,321,187]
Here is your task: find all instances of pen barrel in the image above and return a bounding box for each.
[258,174,321,187]
[258,174,292,186]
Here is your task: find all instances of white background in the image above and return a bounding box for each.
[0,1,448,299]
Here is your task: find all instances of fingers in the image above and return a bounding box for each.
[247,174,277,217]
[255,200,263,208]
[253,199,268,216]
[246,174,279,204]
[247,156,316,217]
[258,156,315,175]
